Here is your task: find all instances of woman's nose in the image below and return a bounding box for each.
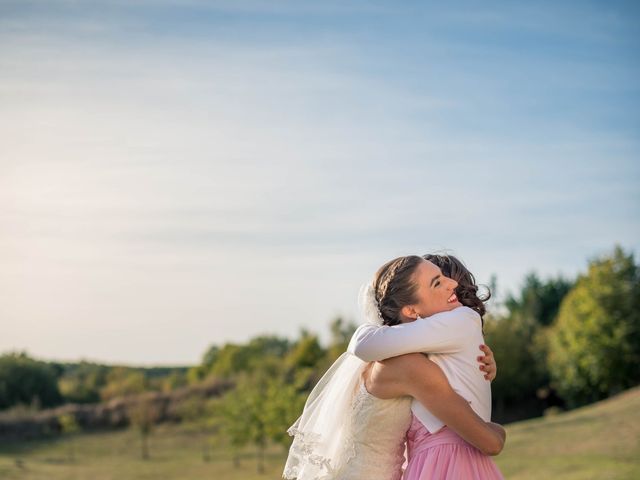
[448,278,458,290]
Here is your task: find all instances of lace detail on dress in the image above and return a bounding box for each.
[284,382,411,480]
[283,425,357,480]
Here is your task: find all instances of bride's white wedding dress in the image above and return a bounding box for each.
[285,378,411,480]
[339,382,412,479]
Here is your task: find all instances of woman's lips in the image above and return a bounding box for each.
[447,293,458,304]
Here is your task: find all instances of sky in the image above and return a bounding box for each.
[1,0,638,366]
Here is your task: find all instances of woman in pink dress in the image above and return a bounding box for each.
[350,254,504,480]
[286,253,504,480]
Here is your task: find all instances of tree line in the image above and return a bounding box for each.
[0,356,189,411]
[0,246,638,468]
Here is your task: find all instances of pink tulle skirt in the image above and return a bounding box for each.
[403,415,504,480]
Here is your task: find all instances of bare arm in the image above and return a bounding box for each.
[368,353,505,455]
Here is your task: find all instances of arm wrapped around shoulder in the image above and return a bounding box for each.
[348,306,480,361]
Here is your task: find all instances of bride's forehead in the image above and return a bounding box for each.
[415,260,440,279]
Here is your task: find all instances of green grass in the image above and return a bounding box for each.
[495,387,640,479]
[1,387,639,479]
[0,425,286,480]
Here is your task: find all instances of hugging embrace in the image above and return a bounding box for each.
[284,254,505,480]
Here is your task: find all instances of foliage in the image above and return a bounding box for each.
[57,413,80,462]
[56,362,109,404]
[485,272,573,420]
[547,246,640,406]
[58,413,80,435]
[159,371,188,393]
[191,336,291,381]
[219,374,266,472]
[484,314,540,412]
[100,368,148,401]
[504,273,573,327]
[326,316,357,362]
[128,396,161,460]
[1,244,636,443]
[0,353,63,410]
[263,375,307,448]
[2,387,640,480]
[218,361,306,473]
[285,331,326,370]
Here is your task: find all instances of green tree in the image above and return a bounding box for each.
[547,246,640,406]
[219,375,262,471]
[326,316,357,362]
[219,357,303,474]
[484,314,540,418]
[128,395,160,460]
[57,362,109,404]
[160,371,188,393]
[187,346,221,383]
[485,272,573,420]
[58,413,81,462]
[196,336,291,380]
[505,273,573,327]
[175,396,223,462]
[0,353,62,410]
[286,331,326,370]
[263,375,307,449]
[100,368,147,401]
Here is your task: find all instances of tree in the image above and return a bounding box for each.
[326,316,357,362]
[100,368,147,401]
[0,353,62,410]
[219,375,262,471]
[175,396,222,462]
[263,375,307,450]
[285,331,326,370]
[547,246,640,407]
[484,314,542,419]
[505,273,573,327]
[57,361,109,404]
[128,396,160,460]
[485,272,574,420]
[58,413,81,462]
[195,336,291,380]
[219,357,305,474]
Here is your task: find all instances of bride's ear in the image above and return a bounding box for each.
[400,305,419,321]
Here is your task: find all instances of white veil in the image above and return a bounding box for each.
[283,284,382,480]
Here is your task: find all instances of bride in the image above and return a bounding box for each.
[284,254,505,480]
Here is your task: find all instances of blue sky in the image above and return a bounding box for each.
[1,1,638,365]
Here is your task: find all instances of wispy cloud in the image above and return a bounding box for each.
[0,0,638,364]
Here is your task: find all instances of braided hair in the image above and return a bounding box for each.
[373,255,424,326]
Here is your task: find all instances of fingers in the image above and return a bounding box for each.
[479,363,496,380]
[479,344,494,357]
[478,344,497,381]
[477,354,493,365]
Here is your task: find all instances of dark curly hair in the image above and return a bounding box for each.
[423,253,491,323]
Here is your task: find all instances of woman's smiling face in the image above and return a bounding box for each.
[404,259,462,320]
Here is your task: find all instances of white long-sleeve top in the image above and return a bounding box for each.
[347,306,491,433]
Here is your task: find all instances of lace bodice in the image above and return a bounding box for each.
[285,382,412,480]
[338,383,412,479]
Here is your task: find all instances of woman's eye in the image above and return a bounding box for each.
[434,281,440,288]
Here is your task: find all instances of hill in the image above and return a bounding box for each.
[0,387,638,479]
[496,386,640,479]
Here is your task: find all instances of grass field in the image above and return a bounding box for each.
[1,387,638,479]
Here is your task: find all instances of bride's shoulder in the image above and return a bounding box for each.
[431,305,481,325]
